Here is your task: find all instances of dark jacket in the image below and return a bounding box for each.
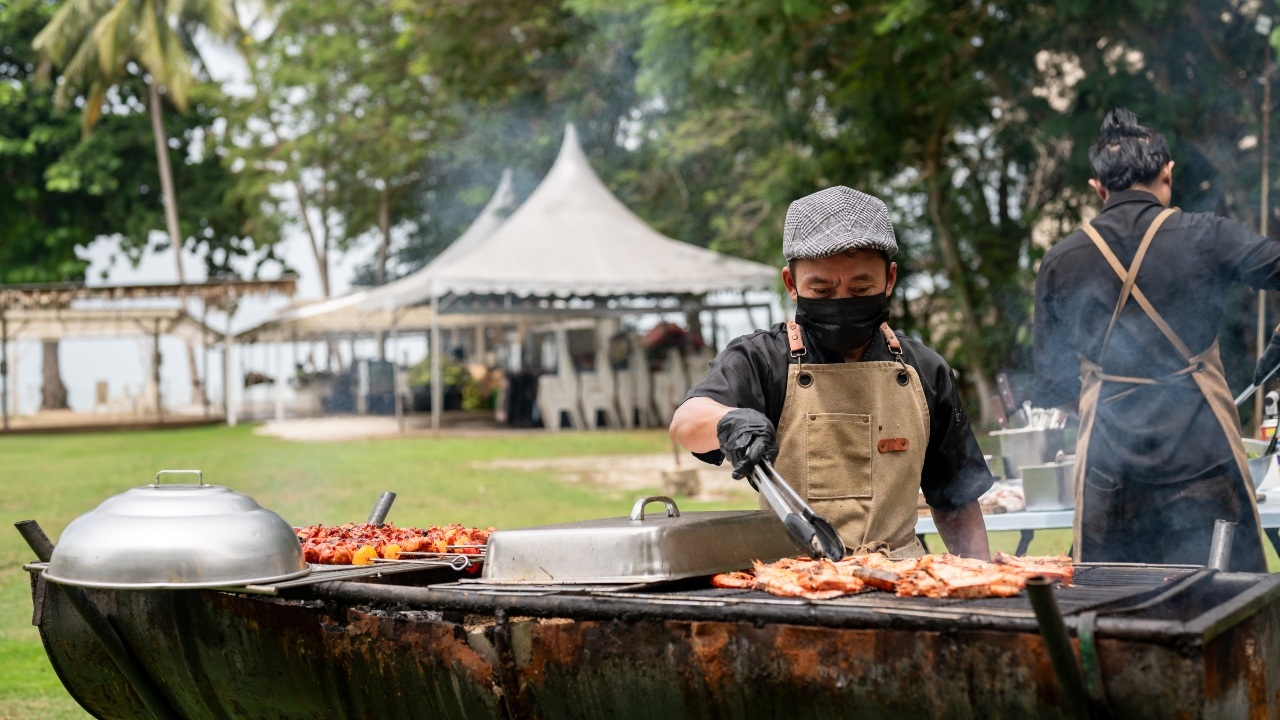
[1034,190,1280,482]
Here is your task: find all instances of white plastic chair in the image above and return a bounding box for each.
[626,333,659,428]
[537,373,583,431]
[578,351,620,430]
[652,348,689,427]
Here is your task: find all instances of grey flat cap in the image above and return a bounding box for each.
[783,186,898,260]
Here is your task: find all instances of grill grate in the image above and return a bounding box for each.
[611,564,1197,619]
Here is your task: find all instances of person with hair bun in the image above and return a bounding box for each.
[1034,108,1280,570]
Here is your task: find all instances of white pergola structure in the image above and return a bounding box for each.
[0,278,296,431]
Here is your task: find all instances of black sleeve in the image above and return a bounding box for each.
[682,334,777,467]
[921,361,996,511]
[1216,216,1280,290]
[1032,253,1081,408]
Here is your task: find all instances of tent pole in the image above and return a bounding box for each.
[153,320,163,422]
[202,303,210,418]
[1,311,8,431]
[431,291,442,431]
[226,300,238,428]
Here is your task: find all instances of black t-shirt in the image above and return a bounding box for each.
[1034,190,1280,483]
[683,322,994,511]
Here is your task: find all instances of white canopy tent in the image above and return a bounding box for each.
[237,127,781,429]
[416,125,778,428]
[428,125,777,301]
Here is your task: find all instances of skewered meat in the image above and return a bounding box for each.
[293,522,495,565]
[712,553,1073,601]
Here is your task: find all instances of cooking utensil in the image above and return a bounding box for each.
[996,372,1023,427]
[44,470,308,590]
[1234,360,1280,407]
[750,459,845,560]
[481,496,798,584]
[367,491,397,525]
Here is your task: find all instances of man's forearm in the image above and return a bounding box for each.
[931,500,991,561]
[669,396,734,453]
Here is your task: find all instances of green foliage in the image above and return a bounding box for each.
[227,0,446,292]
[4,0,277,284]
[31,0,238,131]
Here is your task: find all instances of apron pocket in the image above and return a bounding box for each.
[805,413,873,500]
[1081,466,1123,539]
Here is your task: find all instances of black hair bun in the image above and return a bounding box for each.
[1100,108,1144,140]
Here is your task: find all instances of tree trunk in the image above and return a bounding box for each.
[375,186,392,359]
[925,128,995,429]
[40,340,68,410]
[149,82,206,407]
[376,185,391,285]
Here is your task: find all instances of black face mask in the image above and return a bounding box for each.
[794,294,890,354]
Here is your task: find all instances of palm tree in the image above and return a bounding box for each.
[34,0,241,407]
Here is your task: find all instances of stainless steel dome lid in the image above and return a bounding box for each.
[43,470,309,589]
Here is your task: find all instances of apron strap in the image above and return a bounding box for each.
[786,320,806,357]
[785,321,903,361]
[878,323,901,353]
[1080,209,1191,362]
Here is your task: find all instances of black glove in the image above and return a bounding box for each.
[716,408,779,480]
[1257,327,1280,387]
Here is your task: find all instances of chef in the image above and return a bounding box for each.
[1034,108,1280,571]
[670,186,994,560]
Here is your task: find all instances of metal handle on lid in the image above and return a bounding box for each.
[153,470,204,487]
[630,496,681,521]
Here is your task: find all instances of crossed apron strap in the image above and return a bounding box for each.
[1071,208,1264,563]
[1079,208,1185,363]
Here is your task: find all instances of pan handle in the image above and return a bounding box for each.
[630,496,681,521]
[152,470,204,487]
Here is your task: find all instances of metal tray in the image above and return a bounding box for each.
[481,496,798,584]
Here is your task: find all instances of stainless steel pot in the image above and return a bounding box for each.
[44,470,308,589]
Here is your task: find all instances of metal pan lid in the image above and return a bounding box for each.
[44,470,308,590]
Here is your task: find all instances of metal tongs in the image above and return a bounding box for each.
[750,459,846,560]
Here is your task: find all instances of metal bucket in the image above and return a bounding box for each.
[990,428,1066,480]
[1019,457,1076,511]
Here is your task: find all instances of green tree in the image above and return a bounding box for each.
[33,0,241,402]
[384,0,661,276]
[228,0,443,295]
[560,0,1280,427]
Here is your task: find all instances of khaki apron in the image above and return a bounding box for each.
[1070,208,1265,562]
[771,322,930,558]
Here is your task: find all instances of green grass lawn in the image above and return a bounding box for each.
[1,424,1273,718]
